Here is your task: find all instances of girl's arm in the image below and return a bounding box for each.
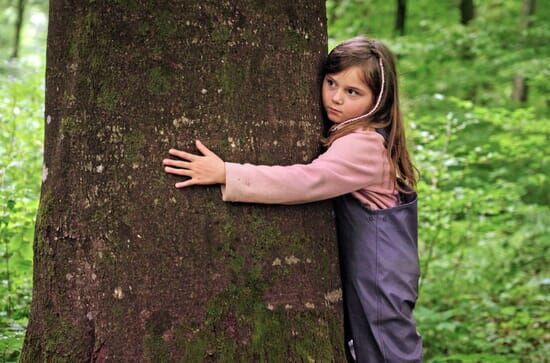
[163,131,389,205]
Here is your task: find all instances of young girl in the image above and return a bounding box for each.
[163,36,422,362]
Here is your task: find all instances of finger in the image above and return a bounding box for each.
[164,166,193,177]
[162,159,192,169]
[168,148,198,161]
[175,179,196,188]
[195,140,213,156]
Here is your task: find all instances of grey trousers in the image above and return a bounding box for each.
[334,192,423,363]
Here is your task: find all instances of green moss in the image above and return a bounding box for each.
[251,307,342,361]
[174,324,208,363]
[110,303,123,318]
[169,206,341,360]
[123,129,146,162]
[215,337,238,362]
[174,315,235,362]
[35,191,54,234]
[154,11,177,39]
[68,13,89,59]
[143,334,170,362]
[182,336,208,362]
[96,85,119,111]
[69,11,99,60]
[148,67,172,95]
[287,232,311,257]
[291,312,334,360]
[112,0,140,12]
[218,137,231,151]
[204,200,217,212]
[172,266,264,359]
[68,38,79,60]
[217,61,246,96]
[222,220,236,240]
[248,212,283,261]
[42,312,83,361]
[18,343,44,363]
[63,90,77,106]
[59,116,82,137]
[179,330,239,363]
[229,252,245,276]
[137,22,150,37]
[211,24,232,44]
[91,208,108,226]
[285,27,308,52]
[249,303,286,361]
[172,248,342,360]
[142,310,174,361]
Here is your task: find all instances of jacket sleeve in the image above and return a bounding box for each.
[220,131,388,205]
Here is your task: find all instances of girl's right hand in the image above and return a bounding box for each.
[163,140,226,188]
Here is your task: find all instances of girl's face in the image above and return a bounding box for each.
[322,65,374,124]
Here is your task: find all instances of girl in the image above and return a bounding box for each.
[163,36,422,362]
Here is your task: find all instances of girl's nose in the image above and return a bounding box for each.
[332,89,343,104]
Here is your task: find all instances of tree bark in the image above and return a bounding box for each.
[511,75,528,103]
[10,0,26,59]
[395,0,406,36]
[21,1,344,362]
[512,0,536,103]
[459,0,475,25]
[520,0,536,31]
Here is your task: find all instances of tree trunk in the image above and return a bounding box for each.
[21,1,344,362]
[395,0,406,36]
[10,0,26,59]
[520,0,536,30]
[511,75,528,103]
[459,0,475,25]
[512,0,536,103]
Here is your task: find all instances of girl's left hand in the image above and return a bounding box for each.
[163,140,226,188]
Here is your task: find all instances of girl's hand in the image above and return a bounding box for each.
[163,140,226,188]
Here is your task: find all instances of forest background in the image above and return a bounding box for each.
[0,0,548,362]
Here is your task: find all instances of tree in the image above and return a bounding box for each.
[10,0,26,59]
[395,0,407,36]
[520,0,536,30]
[20,1,345,361]
[512,0,536,103]
[459,0,475,25]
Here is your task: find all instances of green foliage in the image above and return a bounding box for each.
[411,100,549,361]
[0,63,43,361]
[1,4,46,362]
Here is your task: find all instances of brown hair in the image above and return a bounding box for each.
[320,36,418,192]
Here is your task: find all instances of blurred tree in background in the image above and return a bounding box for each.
[1,0,549,361]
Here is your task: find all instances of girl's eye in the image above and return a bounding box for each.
[347,89,358,96]
[326,79,335,86]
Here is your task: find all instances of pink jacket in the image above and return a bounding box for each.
[220,129,398,210]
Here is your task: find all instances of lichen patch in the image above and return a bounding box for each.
[113,286,124,299]
[284,255,300,265]
[42,164,48,182]
[324,288,342,304]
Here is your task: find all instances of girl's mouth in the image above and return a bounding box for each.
[327,107,342,114]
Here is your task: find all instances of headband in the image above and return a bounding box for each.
[329,56,385,133]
